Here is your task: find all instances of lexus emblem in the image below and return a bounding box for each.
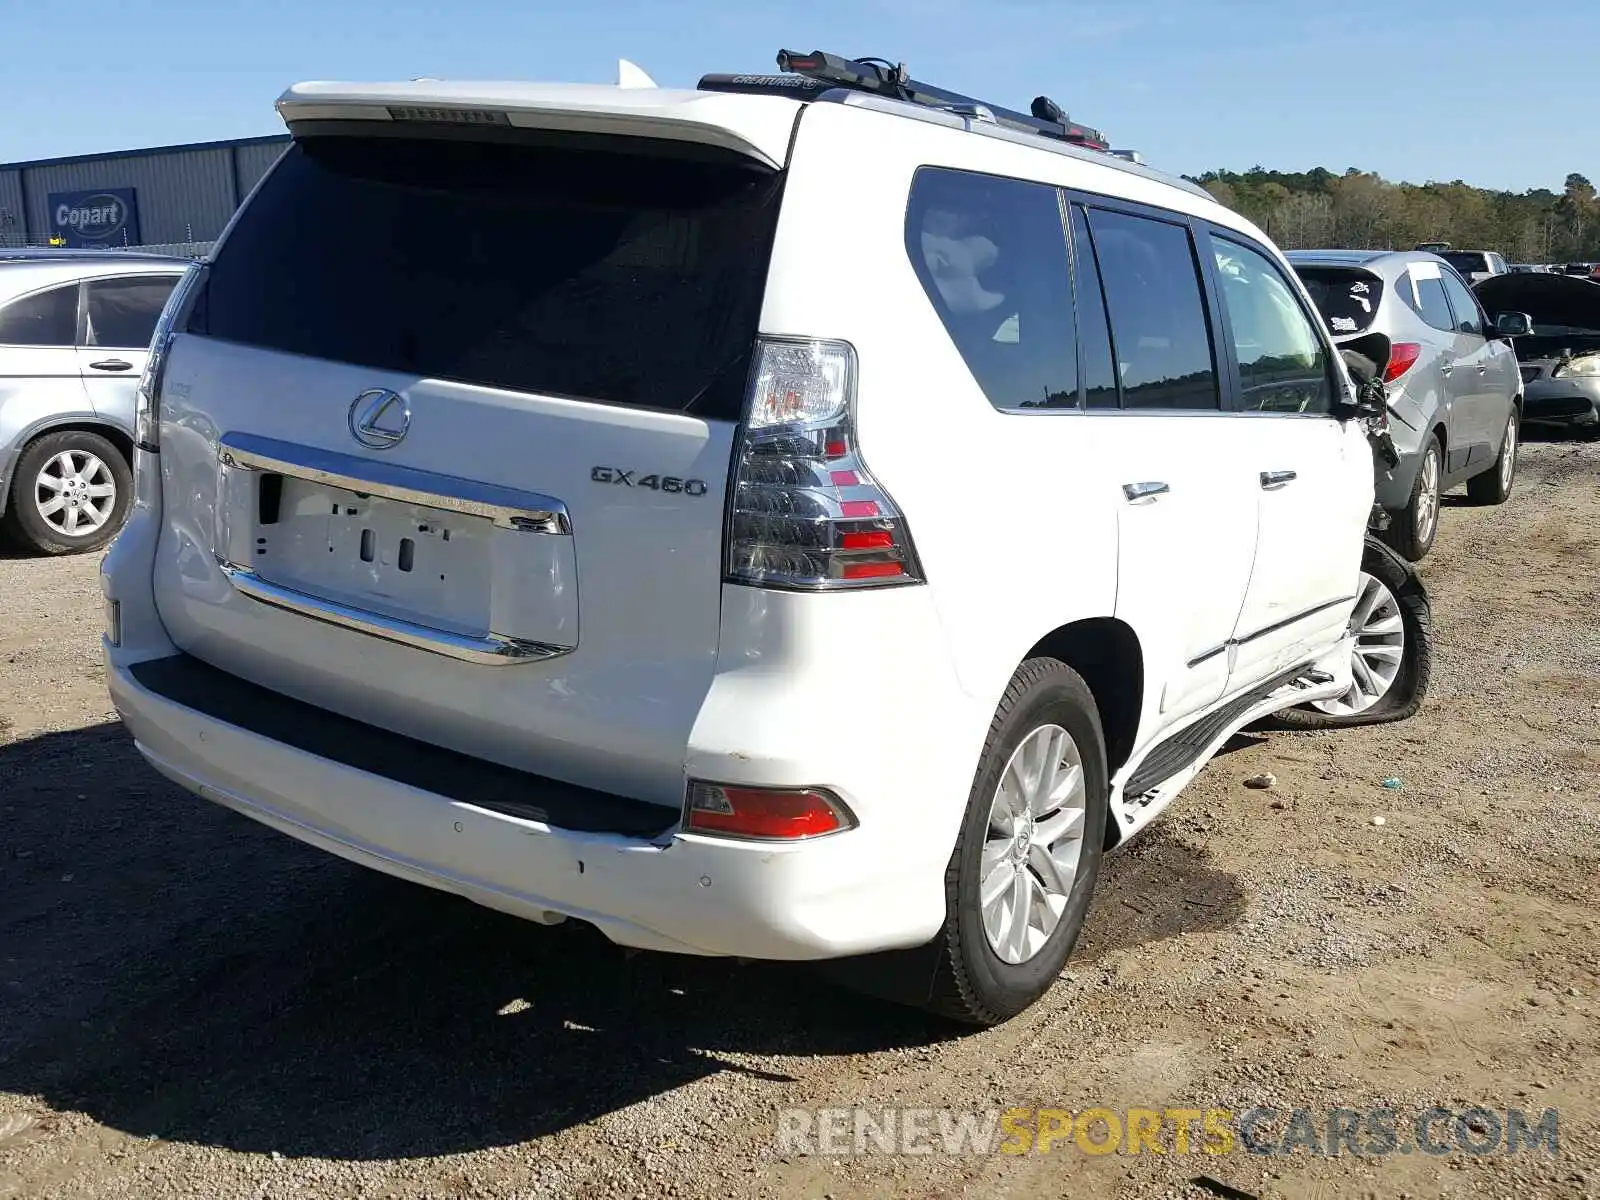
[348,388,410,450]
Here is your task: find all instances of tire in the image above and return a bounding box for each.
[1274,537,1431,730]
[1,430,132,555]
[1379,434,1441,562]
[924,658,1109,1026]
[1466,410,1518,505]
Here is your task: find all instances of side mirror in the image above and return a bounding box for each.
[1492,311,1533,338]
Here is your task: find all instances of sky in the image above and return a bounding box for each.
[1,0,1593,193]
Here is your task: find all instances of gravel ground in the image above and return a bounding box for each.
[1,438,1596,1200]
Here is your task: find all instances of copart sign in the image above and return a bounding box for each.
[47,188,141,247]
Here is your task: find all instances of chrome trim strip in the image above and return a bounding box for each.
[1233,595,1354,648]
[217,432,571,534]
[217,562,569,665]
[1185,597,1354,669]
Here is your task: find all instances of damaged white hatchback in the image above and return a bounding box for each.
[103,50,1431,1025]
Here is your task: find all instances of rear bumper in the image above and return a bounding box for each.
[106,632,973,962]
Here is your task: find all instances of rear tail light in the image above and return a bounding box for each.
[684,782,857,840]
[134,264,205,453]
[1383,342,1423,384]
[725,338,923,589]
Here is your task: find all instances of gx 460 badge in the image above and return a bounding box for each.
[591,466,709,497]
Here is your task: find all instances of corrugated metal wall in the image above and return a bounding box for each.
[0,170,27,245]
[23,146,236,245]
[0,136,290,248]
[234,140,287,200]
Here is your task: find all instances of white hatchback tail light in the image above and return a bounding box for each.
[726,338,923,589]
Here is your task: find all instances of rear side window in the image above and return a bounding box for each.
[1069,207,1119,409]
[1212,238,1332,414]
[1083,207,1219,410]
[1404,265,1456,332]
[1293,267,1384,336]
[86,276,178,348]
[905,167,1077,410]
[194,135,785,419]
[0,283,78,347]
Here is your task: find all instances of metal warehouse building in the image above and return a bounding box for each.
[0,134,289,256]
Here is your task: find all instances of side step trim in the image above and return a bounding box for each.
[1122,663,1312,799]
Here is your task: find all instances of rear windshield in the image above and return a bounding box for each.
[1441,252,1489,276]
[192,133,785,419]
[1293,267,1385,336]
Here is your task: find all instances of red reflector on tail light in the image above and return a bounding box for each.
[1384,342,1422,384]
[829,469,860,486]
[824,439,848,457]
[684,783,856,840]
[840,530,894,550]
[839,500,880,518]
[842,561,903,579]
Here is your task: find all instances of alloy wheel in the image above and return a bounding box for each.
[980,723,1088,965]
[34,449,117,538]
[1415,447,1440,545]
[1500,416,1517,492]
[1311,571,1406,717]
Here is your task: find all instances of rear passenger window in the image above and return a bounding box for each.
[1083,208,1220,410]
[0,283,78,347]
[1406,266,1456,332]
[86,276,178,348]
[906,167,1077,410]
[1069,207,1119,409]
[1211,238,1332,414]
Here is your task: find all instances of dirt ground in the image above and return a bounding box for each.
[1,439,1596,1200]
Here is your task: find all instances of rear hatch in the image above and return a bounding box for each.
[150,99,791,807]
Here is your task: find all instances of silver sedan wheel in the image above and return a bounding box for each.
[1415,447,1440,545]
[980,724,1088,965]
[1311,571,1406,717]
[34,448,117,538]
[1499,416,1517,492]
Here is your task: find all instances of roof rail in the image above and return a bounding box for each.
[697,49,1110,152]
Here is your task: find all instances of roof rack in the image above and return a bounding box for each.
[697,48,1111,153]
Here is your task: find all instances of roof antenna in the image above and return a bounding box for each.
[616,59,658,88]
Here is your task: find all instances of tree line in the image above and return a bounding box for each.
[1192,167,1598,264]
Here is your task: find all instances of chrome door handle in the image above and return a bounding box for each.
[1440,364,1454,376]
[1122,481,1170,502]
[88,358,133,372]
[1260,470,1297,488]
[1476,364,1488,374]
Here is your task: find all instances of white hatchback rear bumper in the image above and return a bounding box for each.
[108,648,962,961]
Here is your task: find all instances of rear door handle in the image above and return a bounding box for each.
[1440,364,1454,376]
[1260,470,1297,488]
[88,358,133,372]
[1122,481,1170,502]
[1476,364,1488,375]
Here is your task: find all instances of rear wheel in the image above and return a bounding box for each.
[1,430,132,555]
[1467,411,1518,504]
[1275,538,1431,729]
[1380,435,1441,562]
[925,658,1108,1026]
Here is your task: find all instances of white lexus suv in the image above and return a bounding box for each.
[102,51,1429,1024]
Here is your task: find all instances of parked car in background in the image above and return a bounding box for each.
[1438,249,1509,285]
[0,250,188,553]
[1476,272,1600,438]
[1558,263,1594,277]
[1290,250,1526,560]
[1508,263,1551,274]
